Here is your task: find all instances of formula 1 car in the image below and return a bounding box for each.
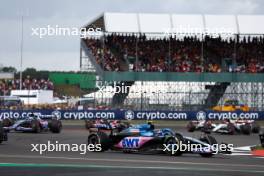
[88,123,230,157]
[187,119,260,135]
[2,113,62,133]
[85,119,130,132]
[187,120,214,132]
[0,120,8,144]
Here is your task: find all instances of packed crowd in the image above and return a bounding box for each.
[0,77,54,96]
[85,35,264,73]
[86,39,121,71]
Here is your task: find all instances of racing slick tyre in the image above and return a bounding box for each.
[202,121,212,133]
[227,123,235,135]
[251,122,260,133]
[164,133,184,156]
[31,120,41,133]
[186,121,196,132]
[85,120,94,130]
[0,122,4,144]
[199,135,217,157]
[49,120,62,133]
[241,123,251,135]
[88,131,112,152]
[2,118,14,127]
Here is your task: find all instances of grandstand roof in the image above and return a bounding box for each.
[85,12,264,39]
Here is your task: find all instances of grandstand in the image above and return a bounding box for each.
[80,12,264,110]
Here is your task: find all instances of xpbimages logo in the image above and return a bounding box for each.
[31,141,102,155]
[31,25,102,38]
[96,81,131,94]
[163,141,233,155]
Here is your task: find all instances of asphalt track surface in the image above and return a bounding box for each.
[0,123,263,176]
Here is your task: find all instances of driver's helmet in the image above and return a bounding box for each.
[99,119,106,123]
[28,113,40,120]
[147,120,155,130]
[27,113,35,120]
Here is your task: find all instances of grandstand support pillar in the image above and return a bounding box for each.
[19,15,24,90]
[204,82,230,109]
[233,34,238,71]
[112,81,134,108]
[201,34,204,70]
[140,81,143,110]
[80,43,82,69]
[135,37,138,71]
[168,37,171,71]
[101,34,105,70]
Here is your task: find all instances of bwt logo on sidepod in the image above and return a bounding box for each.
[125,110,134,120]
[122,138,139,148]
[52,110,62,120]
[196,111,206,121]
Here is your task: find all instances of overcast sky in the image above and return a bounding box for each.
[0,0,263,71]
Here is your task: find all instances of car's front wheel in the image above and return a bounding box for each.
[0,122,4,144]
[49,120,62,133]
[251,122,260,133]
[186,121,196,132]
[199,135,217,157]
[241,123,251,135]
[31,120,41,133]
[87,131,112,152]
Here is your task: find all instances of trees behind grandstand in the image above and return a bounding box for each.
[0,66,17,73]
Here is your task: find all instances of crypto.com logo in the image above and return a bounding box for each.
[51,110,62,120]
[125,110,135,120]
[196,111,206,121]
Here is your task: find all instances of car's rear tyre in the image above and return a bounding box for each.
[87,131,112,152]
[241,123,251,135]
[85,120,94,130]
[2,118,14,127]
[0,122,4,144]
[202,121,212,133]
[227,123,235,135]
[31,120,41,133]
[49,120,62,133]
[199,135,217,157]
[186,121,196,132]
[251,122,260,133]
[164,133,184,156]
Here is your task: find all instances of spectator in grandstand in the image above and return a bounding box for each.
[85,35,264,73]
[0,77,54,96]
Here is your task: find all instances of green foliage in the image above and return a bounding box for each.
[0,66,17,73]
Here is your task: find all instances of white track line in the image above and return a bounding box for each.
[0,154,263,168]
[0,162,264,174]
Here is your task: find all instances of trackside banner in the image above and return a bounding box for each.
[0,110,263,120]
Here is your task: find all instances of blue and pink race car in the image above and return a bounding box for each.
[2,113,62,133]
[87,122,232,157]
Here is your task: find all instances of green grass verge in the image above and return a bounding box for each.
[251,145,264,150]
